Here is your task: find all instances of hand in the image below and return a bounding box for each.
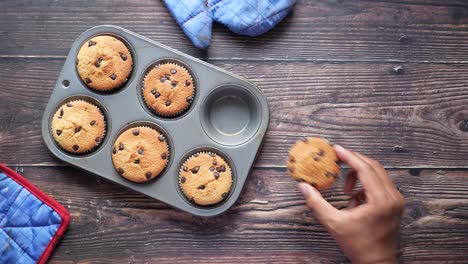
[298,145,405,264]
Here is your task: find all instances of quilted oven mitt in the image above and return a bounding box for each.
[163,0,296,48]
[0,164,70,264]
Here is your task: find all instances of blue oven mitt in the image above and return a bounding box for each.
[163,0,296,49]
[0,164,70,264]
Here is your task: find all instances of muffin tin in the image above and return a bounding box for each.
[41,25,269,217]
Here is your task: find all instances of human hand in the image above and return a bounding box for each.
[298,145,405,264]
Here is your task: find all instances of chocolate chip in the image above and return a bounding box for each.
[216,165,226,172]
[214,172,220,180]
[94,57,103,68]
[180,176,186,183]
[90,120,96,126]
[197,185,205,190]
[119,52,127,61]
[170,69,177,74]
[313,156,320,161]
[212,160,217,166]
[209,153,215,157]
[119,143,124,151]
[161,153,167,159]
[194,153,199,157]
[151,89,157,95]
[318,149,325,156]
[190,197,195,203]
[113,147,117,154]
[72,145,79,151]
[289,156,295,162]
[209,166,215,172]
[132,129,140,136]
[88,40,97,47]
[138,148,144,155]
[288,167,294,173]
[118,168,124,175]
[185,80,191,87]
[145,172,152,179]
[221,192,228,198]
[95,137,100,143]
[311,182,318,188]
[74,126,81,133]
[134,158,140,164]
[335,160,340,165]
[110,73,117,80]
[158,135,165,142]
[154,92,160,98]
[160,77,167,83]
[186,96,193,103]
[56,130,62,136]
[165,101,171,106]
[325,172,333,178]
[191,166,200,174]
[60,109,64,117]
[171,81,178,87]
[183,166,188,172]
[66,103,73,107]
[85,78,92,84]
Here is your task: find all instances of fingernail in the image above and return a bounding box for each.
[334,144,345,153]
[298,182,312,197]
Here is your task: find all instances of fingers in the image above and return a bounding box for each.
[354,152,393,189]
[334,145,385,193]
[344,170,357,194]
[298,183,341,225]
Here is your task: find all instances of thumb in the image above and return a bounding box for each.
[298,183,340,224]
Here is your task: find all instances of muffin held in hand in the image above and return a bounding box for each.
[287,137,340,190]
[112,126,169,183]
[51,100,106,154]
[179,152,232,206]
[142,62,195,117]
[76,35,133,91]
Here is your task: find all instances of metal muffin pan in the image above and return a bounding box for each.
[41,25,269,217]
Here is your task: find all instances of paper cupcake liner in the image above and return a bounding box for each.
[178,151,233,205]
[51,99,107,155]
[142,61,195,117]
[112,125,170,182]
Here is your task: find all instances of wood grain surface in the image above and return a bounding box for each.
[0,0,467,263]
[15,166,468,263]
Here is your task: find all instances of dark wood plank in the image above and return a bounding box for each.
[1,0,468,62]
[1,57,467,167]
[10,166,467,263]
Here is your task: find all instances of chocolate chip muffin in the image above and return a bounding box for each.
[76,35,133,91]
[287,137,341,190]
[51,100,106,154]
[142,62,195,116]
[179,152,232,206]
[112,126,169,183]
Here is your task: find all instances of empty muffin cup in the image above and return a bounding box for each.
[201,84,262,146]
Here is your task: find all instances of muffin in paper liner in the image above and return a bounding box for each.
[179,151,233,206]
[142,62,195,117]
[76,35,133,92]
[287,137,340,190]
[51,99,107,154]
[111,126,170,183]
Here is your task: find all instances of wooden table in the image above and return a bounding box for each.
[1,0,467,263]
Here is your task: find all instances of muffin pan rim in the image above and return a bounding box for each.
[41,25,270,217]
